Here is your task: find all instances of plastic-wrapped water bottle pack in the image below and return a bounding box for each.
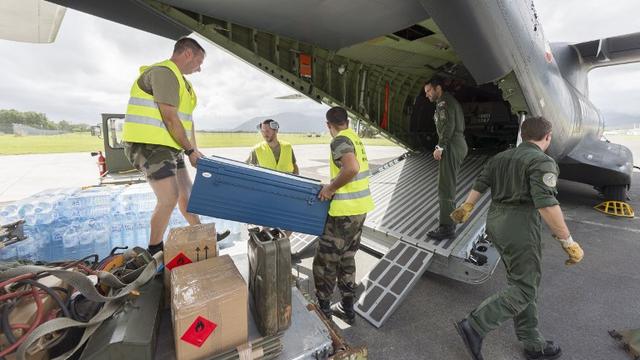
[0,183,244,262]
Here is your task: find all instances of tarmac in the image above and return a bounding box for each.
[293,135,640,360]
[1,138,638,359]
[322,172,640,360]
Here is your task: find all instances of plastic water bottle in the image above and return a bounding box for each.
[18,202,35,220]
[49,224,67,261]
[62,224,81,259]
[0,204,19,224]
[121,217,136,249]
[118,184,156,213]
[78,220,97,257]
[0,243,18,261]
[93,220,110,258]
[85,189,111,218]
[134,218,150,248]
[33,199,56,225]
[37,226,53,261]
[110,221,124,249]
[23,225,44,259]
[16,237,38,262]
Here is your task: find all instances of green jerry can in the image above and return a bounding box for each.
[248,227,292,336]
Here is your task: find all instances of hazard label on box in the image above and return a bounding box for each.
[166,252,193,271]
[180,316,217,347]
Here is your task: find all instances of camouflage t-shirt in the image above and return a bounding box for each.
[137,66,192,107]
[330,136,355,168]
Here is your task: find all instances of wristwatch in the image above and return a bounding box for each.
[184,148,195,156]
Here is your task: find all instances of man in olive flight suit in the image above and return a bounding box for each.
[450,116,584,360]
[425,76,468,240]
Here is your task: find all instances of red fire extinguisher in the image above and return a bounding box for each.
[97,151,107,177]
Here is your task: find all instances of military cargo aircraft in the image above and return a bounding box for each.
[2,0,638,329]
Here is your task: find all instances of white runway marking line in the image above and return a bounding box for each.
[565,216,640,234]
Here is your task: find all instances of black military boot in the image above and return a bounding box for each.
[318,299,333,320]
[427,224,456,240]
[454,319,484,360]
[524,341,562,360]
[332,296,356,325]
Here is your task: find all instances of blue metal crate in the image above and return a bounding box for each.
[188,156,329,235]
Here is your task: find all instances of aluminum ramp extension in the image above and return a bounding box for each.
[356,240,434,327]
[355,153,490,328]
[290,232,318,255]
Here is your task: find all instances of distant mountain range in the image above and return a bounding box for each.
[224,112,328,133]
[602,112,639,130]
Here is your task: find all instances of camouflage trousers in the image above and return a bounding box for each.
[124,142,185,181]
[313,214,367,301]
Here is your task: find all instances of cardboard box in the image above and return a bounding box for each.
[163,223,217,306]
[171,256,248,360]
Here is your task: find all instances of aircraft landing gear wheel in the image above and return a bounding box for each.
[602,185,628,201]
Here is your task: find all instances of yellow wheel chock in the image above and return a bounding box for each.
[594,201,635,218]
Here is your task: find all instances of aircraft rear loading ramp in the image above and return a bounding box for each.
[292,152,501,328]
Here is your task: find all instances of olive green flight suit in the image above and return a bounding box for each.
[434,92,468,226]
[468,141,560,352]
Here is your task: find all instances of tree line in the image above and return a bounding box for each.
[0,109,91,133]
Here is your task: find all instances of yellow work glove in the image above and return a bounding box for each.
[555,235,584,265]
[450,203,475,223]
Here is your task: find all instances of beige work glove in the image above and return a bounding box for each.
[555,235,584,265]
[450,203,475,223]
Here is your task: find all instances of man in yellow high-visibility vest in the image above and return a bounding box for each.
[122,37,206,256]
[246,119,299,175]
[315,107,375,325]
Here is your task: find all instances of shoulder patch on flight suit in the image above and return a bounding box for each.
[542,172,557,187]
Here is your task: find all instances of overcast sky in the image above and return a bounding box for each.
[0,0,639,129]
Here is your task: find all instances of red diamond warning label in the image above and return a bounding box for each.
[180,316,217,347]
[166,252,193,271]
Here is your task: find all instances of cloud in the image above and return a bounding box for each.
[589,63,640,117]
[535,0,640,43]
[0,8,326,129]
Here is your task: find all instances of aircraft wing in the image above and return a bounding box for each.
[46,0,429,50]
[0,0,66,43]
[46,0,191,40]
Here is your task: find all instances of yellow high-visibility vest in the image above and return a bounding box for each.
[329,128,375,216]
[254,141,295,173]
[122,59,196,150]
